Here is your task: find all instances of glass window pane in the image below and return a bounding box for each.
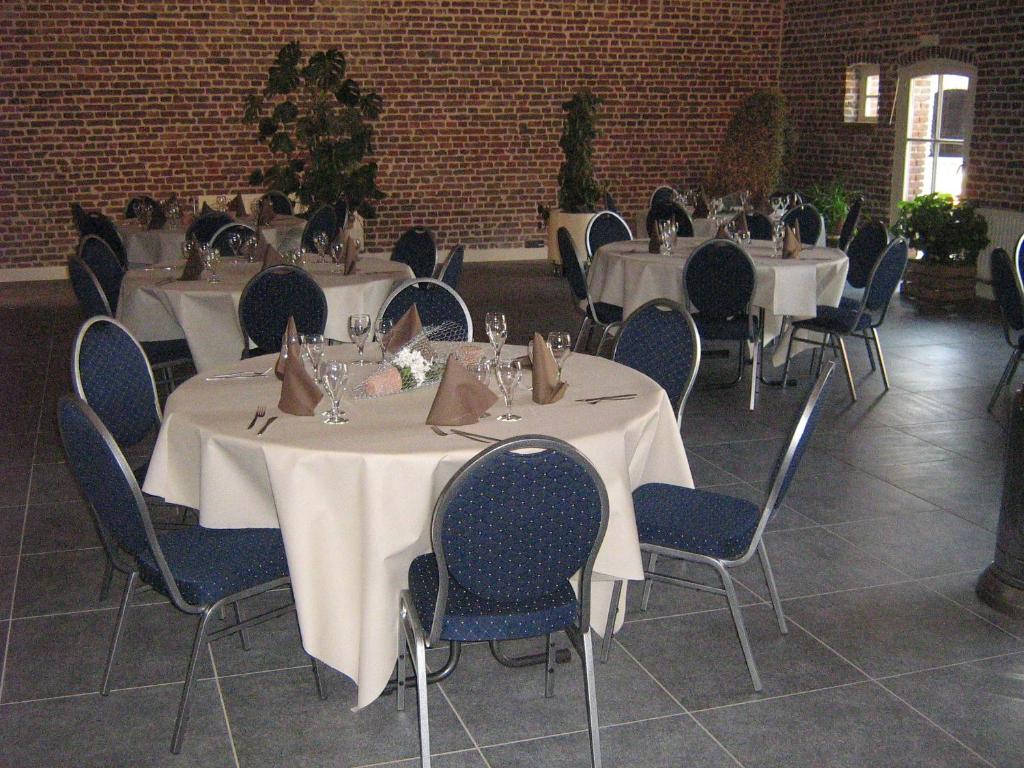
[938,75,969,140]
[864,95,879,118]
[934,142,964,198]
[865,74,880,98]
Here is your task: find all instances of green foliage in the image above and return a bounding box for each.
[557,89,604,214]
[708,89,790,202]
[892,193,989,265]
[805,180,856,235]
[244,42,384,217]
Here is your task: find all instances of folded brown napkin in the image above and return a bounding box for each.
[693,195,710,219]
[426,354,498,426]
[531,332,567,404]
[342,234,359,275]
[278,338,322,416]
[200,202,213,216]
[275,316,301,379]
[257,200,276,226]
[227,194,247,217]
[733,211,749,236]
[179,244,204,281]
[385,304,422,352]
[258,237,284,270]
[782,222,802,259]
[715,222,731,239]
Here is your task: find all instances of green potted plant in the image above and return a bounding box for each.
[244,42,384,218]
[805,180,856,246]
[893,193,989,305]
[546,89,605,268]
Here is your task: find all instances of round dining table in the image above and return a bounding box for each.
[118,214,307,266]
[142,345,693,707]
[116,258,414,373]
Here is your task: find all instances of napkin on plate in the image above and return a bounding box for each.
[342,233,359,275]
[426,354,498,426]
[782,221,802,259]
[531,332,567,404]
[733,211,749,237]
[275,316,301,379]
[715,221,731,239]
[278,337,322,416]
[179,246,204,281]
[385,304,422,351]
[256,201,275,226]
[227,194,247,217]
[693,195,710,219]
[258,237,284,270]
[200,201,213,216]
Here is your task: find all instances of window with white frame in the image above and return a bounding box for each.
[844,64,880,123]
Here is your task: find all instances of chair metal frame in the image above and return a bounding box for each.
[209,221,256,257]
[601,364,835,688]
[68,254,113,317]
[557,227,622,355]
[397,435,609,768]
[585,210,633,261]
[56,396,326,753]
[237,265,329,355]
[611,299,701,429]
[648,185,678,209]
[77,234,125,313]
[434,244,464,288]
[376,277,474,342]
[837,195,864,251]
[988,245,1024,412]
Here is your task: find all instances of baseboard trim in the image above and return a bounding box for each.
[0,265,68,283]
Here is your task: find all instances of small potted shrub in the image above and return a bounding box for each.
[805,180,856,247]
[894,193,989,305]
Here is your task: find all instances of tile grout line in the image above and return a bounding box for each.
[435,682,494,768]
[207,644,241,768]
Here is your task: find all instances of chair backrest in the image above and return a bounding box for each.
[436,245,465,290]
[71,202,92,235]
[78,235,125,314]
[301,205,339,251]
[837,195,863,251]
[586,211,632,259]
[844,220,890,289]
[377,278,473,341]
[1016,232,1024,288]
[68,255,112,318]
[125,195,160,219]
[647,201,694,238]
[238,266,328,353]
[612,299,701,427]
[603,192,619,214]
[391,227,438,279]
[683,239,756,320]
[57,396,186,607]
[186,212,233,244]
[649,186,677,208]
[73,317,161,450]
[429,435,609,642]
[210,222,256,258]
[334,198,349,231]
[782,204,823,245]
[747,212,773,241]
[260,190,294,215]
[991,248,1024,339]
[863,237,909,317]
[79,212,127,267]
[557,227,590,305]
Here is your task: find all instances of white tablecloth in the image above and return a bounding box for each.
[143,346,693,707]
[118,215,307,266]
[116,259,413,372]
[588,238,849,346]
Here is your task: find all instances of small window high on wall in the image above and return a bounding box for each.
[844,64,880,123]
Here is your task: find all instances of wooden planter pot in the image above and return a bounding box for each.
[546,211,597,268]
[901,258,977,305]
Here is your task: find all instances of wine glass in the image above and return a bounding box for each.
[200,242,221,283]
[348,313,371,365]
[470,357,492,387]
[709,197,724,224]
[375,317,394,359]
[329,240,345,273]
[216,194,227,212]
[242,234,259,262]
[495,358,522,422]
[181,236,197,262]
[485,312,507,360]
[773,220,787,257]
[137,201,153,229]
[319,360,349,425]
[313,231,330,263]
[227,231,243,262]
[547,331,572,382]
[301,333,326,384]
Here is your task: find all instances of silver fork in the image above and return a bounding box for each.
[247,406,266,430]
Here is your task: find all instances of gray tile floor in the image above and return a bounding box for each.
[1,264,1022,767]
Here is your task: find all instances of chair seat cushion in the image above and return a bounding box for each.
[407,554,578,642]
[593,302,623,324]
[138,526,290,606]
[632,483,760,559]
[140,338,192,366]
[692,313,756,341]
[794,304,872,334]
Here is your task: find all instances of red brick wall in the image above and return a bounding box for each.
[780,0,1024,222]
[1,0,782,269]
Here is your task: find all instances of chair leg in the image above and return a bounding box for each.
[101,570,136,695]
[835,335,857,401]
[171,607,215,754]
[600,579,623,663]
[413,631,431,768]
[578,629,603,768]
[98,559,115,602]
[640,552,658,612]
[748,338,760,411]
[310,656,328,701]
[864,335,876,371]
[717,563,763,692]
[544,633,556,698]
[781,331,797,389]
[989,349,1022,413]
[758,541,787,635]
[871,328,890,390]
[232,601,249,651]
[396,619,408,711]
[574,318,592,353]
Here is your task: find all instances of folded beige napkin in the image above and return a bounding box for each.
[531,332,567,404]
[426,354,498,426]
[384,304,422,352]
[347,212,365,247]
[275,316,301,379]
[278,338,322,416]
[715,222,731,239]
[782,221,802,259]
[227,194,247,217]
[693,195,710,219]
[258,237,284,270]
[179,245,204,281]
[733,211,749,236]
[343,233,359,275]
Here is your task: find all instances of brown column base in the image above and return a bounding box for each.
[976,564,1024,618]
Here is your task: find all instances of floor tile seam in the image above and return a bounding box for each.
[349,747,484,768]
[688,678,873,717]
[9,597,170,622]
[886,418,1007,463]
[872,649,1024,683]
[435,682,494,768]
[622,596,770,626]
[206,661,313,684]
[777,613,877,682]
[606,636,689,714]
[17,545,104,558]
[0,462,35,702]
[0,674,217,706]
[206,643,242,768]
[912,577,1024,641]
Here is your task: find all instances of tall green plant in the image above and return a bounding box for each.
[805,180,856,236]
[708,89,790,201]
[557,89,604,213]
[892,193,989,265]
[244,43,384,217]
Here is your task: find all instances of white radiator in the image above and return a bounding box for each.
[976,207,1024,299]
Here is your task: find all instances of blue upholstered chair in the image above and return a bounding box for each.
[185,212,233,244]
[78,235,125,313]
[71,202,92,235]
[843,221,890,291]
[649,185,678,208]
[56,395,324,753]
[782,203,825,246]
[837,195,864,251]
[746,212,773,241]
[209,221,256,258]
[377,278,473,341]
[683,239,760,409]
[398,435,609,768]
[259,190,294,215]
[602,364,835,687]
[646,200,694,238]
[612,299,701,429]
[124,195,161,219]
[78,211,127,267]
[782,238,908,401]
[392,227,438,279]
[238,266,328,356]
[558,227,623,355]
[68,255,113,319]
[435,245,465,290]
[988,247,1024,412]
[300,205,339,252]
[585,211,632,262]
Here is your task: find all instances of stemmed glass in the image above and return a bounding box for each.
[329,240,345,273]
[301,333,326,384]
[348,313,371,365]
[470,357,492,387]
[200,243,221,283]
[495,357,522,422]
[227,231,243,262]
[547,331,572,382]
[313,231,330,263]
[137,201,153,229]
[319,360,349,424]
[242,234,259,262]
[772,220,787,257]
[181,236,197,263]
[375,317,394,360]
[709,197,724,225]
[485,312,507,360]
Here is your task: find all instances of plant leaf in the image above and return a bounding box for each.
[272,100,299,125]
[243,94,263,124]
